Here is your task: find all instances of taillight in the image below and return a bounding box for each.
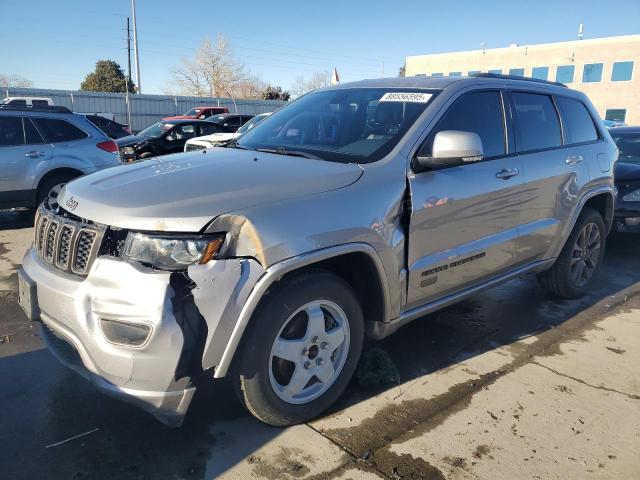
[96,140,118,153]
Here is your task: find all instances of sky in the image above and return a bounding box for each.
[2,0,639,95]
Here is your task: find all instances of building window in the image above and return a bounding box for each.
[531,66,549,80]
[415,73,427,77]
[430,73,443,77]
[509,68,525,77]
[605,109,627,122]
[448,72,462,77]
[488,69,502,74]
[611,61,634,81]
[582,63,603,83]
[468,70,481,76]
[556,65,575,83]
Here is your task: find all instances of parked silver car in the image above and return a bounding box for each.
[0,106,120,209]
[18,75,617,427]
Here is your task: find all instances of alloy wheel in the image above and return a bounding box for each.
[570,221,601,287]
[268,300,350,404]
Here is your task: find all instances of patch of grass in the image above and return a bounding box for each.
[356,348,400,387]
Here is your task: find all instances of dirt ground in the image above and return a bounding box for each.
[1,208,639,480]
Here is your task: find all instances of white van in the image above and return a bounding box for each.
[0,97,54,107]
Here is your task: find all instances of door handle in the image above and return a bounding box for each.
[496,168,520,180]
[24,151,45,158]
[565,155,583,165]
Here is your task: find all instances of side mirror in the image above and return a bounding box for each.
[165,134,175,142]
[415,130,484,171]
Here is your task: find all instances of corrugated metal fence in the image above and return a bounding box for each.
[3,87,287,132]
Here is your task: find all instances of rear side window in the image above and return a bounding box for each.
[422,91,506,158]
[512,92,562,152]
[7,99,27,106]
[0,117,24,145]
[32,118,88,143]
[556,97,598,145]
[31,100,49,107]
[23,118,45,144]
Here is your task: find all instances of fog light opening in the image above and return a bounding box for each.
[625,217,640,227]
[99,318,152,347]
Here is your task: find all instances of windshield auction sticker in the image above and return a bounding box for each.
[379,92,433,103]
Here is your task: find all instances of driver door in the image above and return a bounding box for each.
[406,90,525,309]
[165,123,197,153]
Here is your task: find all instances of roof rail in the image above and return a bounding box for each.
[0,105,73,114]
[471,72,567,88]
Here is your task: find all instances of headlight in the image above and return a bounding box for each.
[622,189,640,202]
[122,233,224,270]
[122,146,135,155]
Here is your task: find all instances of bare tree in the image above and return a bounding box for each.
[169,35,247,103]
[289,71,332,97]
[0,73,34,88]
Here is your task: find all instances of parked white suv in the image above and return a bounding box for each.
[184,112,271,151]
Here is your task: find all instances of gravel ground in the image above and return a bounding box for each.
[1,208,638,480]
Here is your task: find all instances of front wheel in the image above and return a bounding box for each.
[234,270,364,426]
[537,208,606,298]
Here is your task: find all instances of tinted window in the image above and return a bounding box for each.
[513,92,561,152]
[556,65,575,83]
[582,63,603,83]
[611,133,640,165]
[421,91,505,158]
[31,100,49,107]
[509,68,525,77]
[468,70,481,76]
[531,66,549,80]
[23,118,45,144]
[605,109,626,122]
[430,73,443,77]
[611,61,634,81]
[556,97,598,144]
[7,99,27,106]
[199,123,224,135]
[171,124,197,140]
[0,117,24,146]
[448,72,462,77]
[488,69,502,74]
[32,118,88,143]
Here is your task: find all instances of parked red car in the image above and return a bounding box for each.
[163,106,229,121]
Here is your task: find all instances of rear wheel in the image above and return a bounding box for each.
[537,208,605,298]
[234,270,364,426]
[37,172,79,209]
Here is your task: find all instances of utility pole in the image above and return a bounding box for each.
[125,17,133,129]
[131,0,141,93]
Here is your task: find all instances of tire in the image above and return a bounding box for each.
[234,269,364,426]
[37,172,79,209]
[537,208,606,299]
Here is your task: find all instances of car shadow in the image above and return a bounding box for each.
[0,208,34,231]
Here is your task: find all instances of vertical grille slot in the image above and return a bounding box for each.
[37,216,49,255]
[72,229,98,275]
[55,225,75,270]
[45,221,59,263]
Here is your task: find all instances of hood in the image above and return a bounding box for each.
[58,148,364,232]
[192,132,238,145]
[615,162,640,182]
[162,115,195,121]
[116,134,148,147]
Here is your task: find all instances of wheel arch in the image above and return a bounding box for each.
[213,243,390,378]
[35,167,84,204]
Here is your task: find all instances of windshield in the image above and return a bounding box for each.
[612,133,640,165]
[237,114,269,134]
[183,108,202,116]
[138,121,174,139]
[237,88,437,163]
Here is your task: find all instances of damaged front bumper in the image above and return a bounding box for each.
[21,246,264,426]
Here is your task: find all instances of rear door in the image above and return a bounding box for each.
[0,116,53,198]
[511,92,592,263]
[407,89,526,309]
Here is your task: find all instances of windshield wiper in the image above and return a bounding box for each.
[255,147,320,159]
[222,139,250,150]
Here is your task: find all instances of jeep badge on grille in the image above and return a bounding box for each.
[65,196,78,211]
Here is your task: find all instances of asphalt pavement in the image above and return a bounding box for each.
[0,208,638,480]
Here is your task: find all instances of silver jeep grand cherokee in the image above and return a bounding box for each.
[18,75,617,427]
